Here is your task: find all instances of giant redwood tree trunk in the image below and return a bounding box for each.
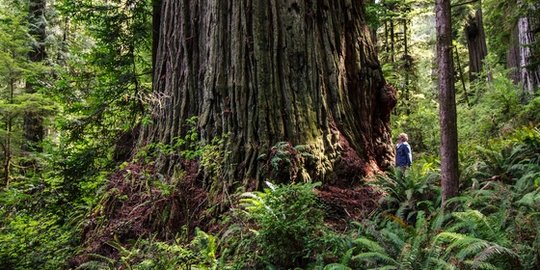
[142,0,396,189]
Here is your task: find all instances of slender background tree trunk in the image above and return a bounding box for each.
[436,0,459,206]
[142,0,396,191]
[454,45,469,106]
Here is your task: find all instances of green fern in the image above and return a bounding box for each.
[349,211,452,270]
[76,260,113,270]
[322,263,353,270]
[435,210,520,269]
[373,166,440,223]
[235,181,325,268]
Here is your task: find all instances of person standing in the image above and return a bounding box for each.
[396,133,412,169]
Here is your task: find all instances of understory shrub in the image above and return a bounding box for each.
[76,229,220,270]
[223,181,337,269]
[373,163,441,224]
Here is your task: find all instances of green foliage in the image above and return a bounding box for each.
[0,0,539,269]
[262,141,319,183]
[135,117,227,185]
[373,163,440,223]
[0,211,77,270]
[349,211,451,270]
[453,128,540,269]
[435,210,520,270]
[0,0,53,183]
[226,181,327,269]
[392,95,440,154]
[78,229,220,270]
[0,0,152,268]
[136,116,203,161]
[343,125,540,270]
[460,63,523,140]
[482,0,518,65]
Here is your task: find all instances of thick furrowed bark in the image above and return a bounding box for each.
[142,0,395,190]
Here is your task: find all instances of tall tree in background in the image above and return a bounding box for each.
[371,0,420,115]
[23,0,46,151]
[143,1,396,190]
[501,0,540,97]
[436,0,459,206]
[1,1,32,185]
[464,8,488,81]
[516,0,540,98]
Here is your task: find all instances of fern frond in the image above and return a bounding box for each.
[425,256,455,270]
[472,245,519,268]
[353,237,386,253]
[352,252,398,265]
[340,248,354,266]
[436,232,479,255]
[455,239,491,259]
[323,263,353,270]
[452,210,495,235]
[75,260,112,270]
[378,227,406,254]
[85,253,116,266]
[516,189,540,208]
[463,260,500,270]
[429,211,449,231]
[396,243,413,270]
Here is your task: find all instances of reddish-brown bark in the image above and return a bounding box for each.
[436,0,460,206]
[142,1,396,190]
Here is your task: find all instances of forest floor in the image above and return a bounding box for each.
[317,184,381,231]
[72,161,381,265]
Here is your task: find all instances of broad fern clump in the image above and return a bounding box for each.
[234,181,326,269]
[435,210,520,270]
[345,211,451,269]
[373,163,440,224]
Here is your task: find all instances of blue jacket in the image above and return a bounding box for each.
[396,142,412,167]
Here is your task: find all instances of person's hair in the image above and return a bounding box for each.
[399,133,408,142]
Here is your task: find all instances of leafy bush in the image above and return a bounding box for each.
[77,229,220,270]
[228,181,327,269]
[459,63,522,145]
[373,163,441,223]
[0,212,76,270]
[435,210,520,270]
[346,211,450,269]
